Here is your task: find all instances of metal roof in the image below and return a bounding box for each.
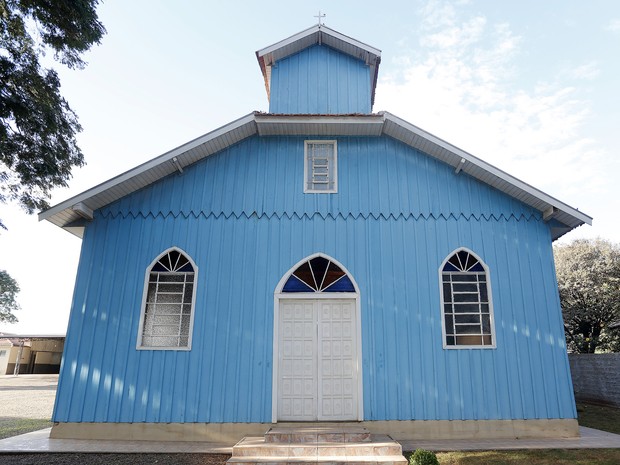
[39,112,592,240]
[0,334,65,341]
[256,25,382,107]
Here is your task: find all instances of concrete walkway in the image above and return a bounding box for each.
[0,428,231,453]
[400,426,620,451]
[0,426,618,454]
[1,375,619,453]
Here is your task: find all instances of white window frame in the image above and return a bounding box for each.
[439,247,497,349]
[136,247,198,351]
[304,140,338,193]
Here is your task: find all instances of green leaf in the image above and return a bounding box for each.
[0,0,105,225]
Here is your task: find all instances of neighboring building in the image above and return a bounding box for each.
[0,334,64,375]
[40,25,591,443]
[0,337,26,375]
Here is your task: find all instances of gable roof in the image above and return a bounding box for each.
[39,112,591,240]
[256,24,382,107]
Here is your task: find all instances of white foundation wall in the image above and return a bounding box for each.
[50,419,579,444]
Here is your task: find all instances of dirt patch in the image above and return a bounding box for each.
[0,375,57,420]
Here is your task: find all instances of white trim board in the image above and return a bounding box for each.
[136,247,199,351]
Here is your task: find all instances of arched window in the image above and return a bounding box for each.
[137,248,197,350]
[440,248,495,348]
[282,255,355,292]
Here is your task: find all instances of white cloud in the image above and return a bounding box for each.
[606,18,620,32]
[376,0,607,205]
[422,15,487,49]
[567,61,600,80]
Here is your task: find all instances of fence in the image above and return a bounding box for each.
[569,353,620,408]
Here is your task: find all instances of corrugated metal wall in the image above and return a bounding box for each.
[53,135,575,423]
[269,45,371,114]
[102,136,536,221]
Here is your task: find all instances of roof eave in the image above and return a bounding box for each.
[39,112,259,237]
[381,112,593,236]
[255,113,385,136]
[256,25,381,61]
[40,112,591,241]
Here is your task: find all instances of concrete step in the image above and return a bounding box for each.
[227,455,408,465]
[265,426,372,443]
[232,435,403,457]
[227,428,408,465]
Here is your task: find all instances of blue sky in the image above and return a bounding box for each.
[1,0,619,334]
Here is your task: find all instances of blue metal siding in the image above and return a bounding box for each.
[269,45,371,114]
[56,215,275,423]
[54,134,575,423]
[102,136,537,222]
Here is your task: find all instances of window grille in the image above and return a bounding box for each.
[138,248,196,350]
[440,249,495,348]
[305,140,337,193]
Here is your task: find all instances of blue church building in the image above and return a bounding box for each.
[41,24,591,442]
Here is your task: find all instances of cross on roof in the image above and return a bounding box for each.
[314,10,326,26]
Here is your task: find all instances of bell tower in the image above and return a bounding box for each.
[256,25,381,114]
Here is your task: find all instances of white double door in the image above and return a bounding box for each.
[277,299,359,421]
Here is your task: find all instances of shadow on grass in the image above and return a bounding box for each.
[0,417,52,440]
[0,453,231,465]
[433,449,620,465]
[0,385,58,392]
[577,402,620,435]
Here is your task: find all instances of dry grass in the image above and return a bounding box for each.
[0,417,52,440]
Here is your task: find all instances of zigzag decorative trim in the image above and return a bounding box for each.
[97,209,541,223]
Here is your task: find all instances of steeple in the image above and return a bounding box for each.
[256,25,381,114]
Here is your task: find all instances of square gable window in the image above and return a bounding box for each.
[304,140,337,193]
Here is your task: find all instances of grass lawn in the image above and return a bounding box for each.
[0,418,52,440]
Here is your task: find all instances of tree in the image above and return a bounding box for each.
[554,238,620,353]
[0,269,19,323]
[0,0,105,228]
